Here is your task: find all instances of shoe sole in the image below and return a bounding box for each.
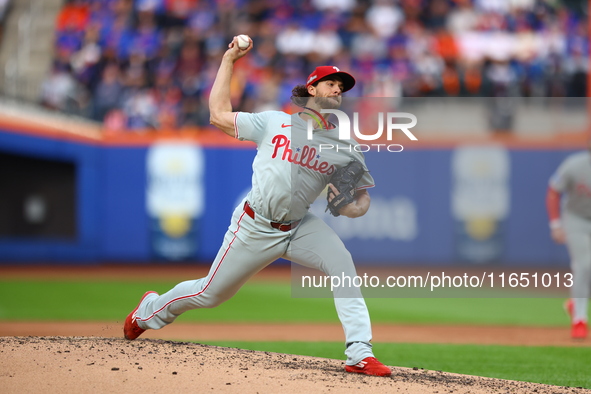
[345,366,392,377]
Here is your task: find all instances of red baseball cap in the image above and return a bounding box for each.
[305,66,356,92]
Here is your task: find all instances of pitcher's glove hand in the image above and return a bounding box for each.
[326,159,366,217]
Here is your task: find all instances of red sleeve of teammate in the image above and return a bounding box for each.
[546,186,562,228]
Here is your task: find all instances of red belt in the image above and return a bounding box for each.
[244,202,300,232]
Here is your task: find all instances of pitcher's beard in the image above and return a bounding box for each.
[315,96,341,109]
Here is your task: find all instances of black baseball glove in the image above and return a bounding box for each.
[326,159,366,217]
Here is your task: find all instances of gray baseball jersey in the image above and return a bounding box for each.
[550,151,591,221]
[135,110,377,366]
[236,110,374,222]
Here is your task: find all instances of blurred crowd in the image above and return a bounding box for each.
[39,0,589,132]
[0,0,11,43]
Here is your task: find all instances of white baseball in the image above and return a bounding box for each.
[237,34,250,50]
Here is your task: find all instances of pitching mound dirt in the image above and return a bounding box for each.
[1,336,588,394]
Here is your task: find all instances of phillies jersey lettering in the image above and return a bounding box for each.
[550,151,591,221]
[235,110,374,222]
[271,134,336,175]
[575,183,591,198]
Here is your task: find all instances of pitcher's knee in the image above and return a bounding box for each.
[325,256,357,277]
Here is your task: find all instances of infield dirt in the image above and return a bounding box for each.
[1,336,590,394]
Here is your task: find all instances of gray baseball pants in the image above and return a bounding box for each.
[564,211,591,322]
[135,200,375,365]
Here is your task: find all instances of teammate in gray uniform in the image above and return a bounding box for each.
[546,139,591,339]
[124,35,392,376]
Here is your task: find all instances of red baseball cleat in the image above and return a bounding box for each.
[123,291,158,340]
[564,298,574,320]
[571,320,588,340]
[345,357,392,377]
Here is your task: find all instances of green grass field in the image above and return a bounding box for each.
[0,280,573,325]
[0,279,588,389]
[207,341,591,389]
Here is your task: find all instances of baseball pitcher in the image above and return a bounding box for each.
[123,35,392,376]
